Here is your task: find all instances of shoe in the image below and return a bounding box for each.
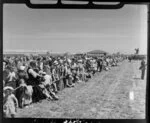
[72,83,75,87]
[54,97,59,100]
[70,85,74,87]
[53,95,59,100]
[78,80,82,83]
[39,100,42,103]
[66,85,72,88]
[47,97,52,101]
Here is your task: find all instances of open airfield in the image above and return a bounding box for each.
[16,60,146,119]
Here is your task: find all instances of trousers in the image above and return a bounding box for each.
[141,69,145,80]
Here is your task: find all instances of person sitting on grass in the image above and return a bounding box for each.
[39,71,59,101]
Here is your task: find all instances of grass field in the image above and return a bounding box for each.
[16,60,146,119]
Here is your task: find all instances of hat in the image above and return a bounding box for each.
[48,57,52,61]
[19,66,26,71]
[3,60,8,65]
[3,86,14,91]
[59,59,63,64]
[53,60,58,65]
[67,59,71,63]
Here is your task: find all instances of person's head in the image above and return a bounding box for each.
[7,65,13,72]
[37,57,41,62]
[29,60,37,68]
[5,89,12,96]
[3,86,14,96]
[19,65,26,72]
[10,66,15,72]
[64,62,68,66]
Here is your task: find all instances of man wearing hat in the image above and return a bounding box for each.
[63,63,75,87]
[26,60,41,85]
[51,61,59,93]
[78,60,86,82]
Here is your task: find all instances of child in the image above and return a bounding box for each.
[3,86,18,118]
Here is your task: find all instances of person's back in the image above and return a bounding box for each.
[27,67,39,86]
[97,59,101,66]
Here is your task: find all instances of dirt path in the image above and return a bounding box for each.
[16,60,146,119]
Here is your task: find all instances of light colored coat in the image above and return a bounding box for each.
[3,94,18,117]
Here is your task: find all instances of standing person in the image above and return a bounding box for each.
[51,61,59,92]
[17,66,29,86]
[3,86,18,118]
[128,56,132,62]
[3,61,9,86]
[26,61,47,102]
[5,66,17,89]
[64,62,74,87]
[139,58,147,80]
[96,58,100,72]
[99,58,103,72]
[78,60,85,82]
[97,58,103,72]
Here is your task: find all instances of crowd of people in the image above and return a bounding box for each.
[3,53,126,117]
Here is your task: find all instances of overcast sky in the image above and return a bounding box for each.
[3,4,147,54]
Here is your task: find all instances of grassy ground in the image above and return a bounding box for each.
[16,60,146,119]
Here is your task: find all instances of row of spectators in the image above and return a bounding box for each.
[3,54,125,117]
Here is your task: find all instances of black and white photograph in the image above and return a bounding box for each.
[2,1,148,119]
